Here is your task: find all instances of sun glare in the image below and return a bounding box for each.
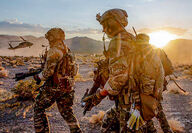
[148,31,178,48]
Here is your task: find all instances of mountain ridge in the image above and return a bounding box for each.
[0,35,104,53]
[0,34,192,64]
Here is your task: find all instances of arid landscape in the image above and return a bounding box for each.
[0,51,192,133]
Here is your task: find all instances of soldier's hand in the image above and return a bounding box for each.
[83,94,94,102]
[84,93,103,107]
[82,95,95,114]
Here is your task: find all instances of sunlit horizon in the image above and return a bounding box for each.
[148,30,178,48]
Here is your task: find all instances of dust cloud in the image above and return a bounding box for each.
[164,39,192,65]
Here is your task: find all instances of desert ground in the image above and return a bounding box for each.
[0,55,192,133]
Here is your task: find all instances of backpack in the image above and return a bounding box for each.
[156,48,173,76]
[131,43,164,121]
[56,47,78,78]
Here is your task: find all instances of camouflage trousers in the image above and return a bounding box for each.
[101,105,120,133]
[33,80,82,133]
[102,103,173,133]
[146,103,173,133]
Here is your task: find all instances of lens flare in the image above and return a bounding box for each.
[148,31,178,48]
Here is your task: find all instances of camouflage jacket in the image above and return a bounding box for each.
[39,42,68,81]
[105,31,164,102]
[104,31,135,95]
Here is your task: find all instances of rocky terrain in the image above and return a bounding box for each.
[0,55,192,133]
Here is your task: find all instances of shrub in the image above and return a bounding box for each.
[183,67,192,75]
[11,79,42,100]
[168,119,184,133]
[89,110,105,124]
[0,67,9,78]
[74,73,85,82]
[0,88,14,102]
[167,86,189,95]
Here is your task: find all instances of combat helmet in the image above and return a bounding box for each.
[96,8,128,27]
[136,33,150,43]
[45,28,65,41]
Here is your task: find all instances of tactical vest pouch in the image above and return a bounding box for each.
[55,46,78,77]
[140,93,158,121]
[63,52,78,77]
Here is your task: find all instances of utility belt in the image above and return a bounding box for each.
[118,88,140,110]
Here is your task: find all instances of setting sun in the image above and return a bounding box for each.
[148,31,178,48]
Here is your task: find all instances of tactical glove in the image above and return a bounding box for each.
[83,90,106,108]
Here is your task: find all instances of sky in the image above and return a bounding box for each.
[0,0,192,40]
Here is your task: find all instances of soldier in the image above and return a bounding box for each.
[90,59,149,133]
[136,33,173,78]
[136,33,173,133]
[93,59,120,133]
[83,8,165,133]
[33,28,82,133]
[102,34,174,133]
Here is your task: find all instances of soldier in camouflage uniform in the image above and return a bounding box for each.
[136,33,173,133]
[91,59,148,133]
[33,28,82,133]
[83,9,165,133]
[99,34,173,133]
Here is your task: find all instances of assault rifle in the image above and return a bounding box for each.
[81,59,109,115]
[14,68,42,82]
[14,47,47,82]
[81,70,102,115]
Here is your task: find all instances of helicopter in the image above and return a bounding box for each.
[8,36,33,50]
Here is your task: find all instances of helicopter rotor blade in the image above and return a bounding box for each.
[19,36,26,41]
